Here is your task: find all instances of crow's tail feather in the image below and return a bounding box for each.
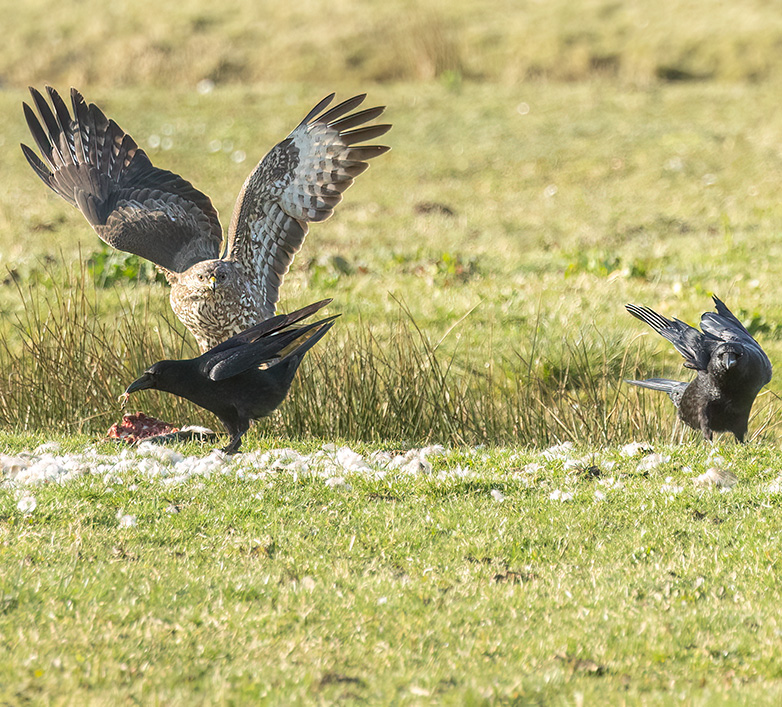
[625,378,687,407]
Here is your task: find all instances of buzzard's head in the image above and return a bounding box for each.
[178,260,234,301]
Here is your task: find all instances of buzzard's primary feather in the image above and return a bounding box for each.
[22,87,390,351]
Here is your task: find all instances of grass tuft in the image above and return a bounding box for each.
[0,261,701,447]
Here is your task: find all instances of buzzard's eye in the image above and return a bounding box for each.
[197,274,204,281]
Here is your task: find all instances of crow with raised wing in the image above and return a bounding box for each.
[625,296,772,442]
[22,87,389,351]
[123,299,336,454]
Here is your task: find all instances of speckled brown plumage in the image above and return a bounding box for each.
[22,87,390,351]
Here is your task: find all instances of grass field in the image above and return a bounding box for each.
[3,436,782,704]
[3,0,782,703]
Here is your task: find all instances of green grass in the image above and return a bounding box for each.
[2,437,782,703]
[4,0,782,87]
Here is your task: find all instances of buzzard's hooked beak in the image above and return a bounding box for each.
[125,372,156,395]
[209,275,217,293]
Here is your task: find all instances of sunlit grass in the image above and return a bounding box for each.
[2,439,782,703]
[4,0,782,88]
[0,259,679,446]
[3,5,782,702]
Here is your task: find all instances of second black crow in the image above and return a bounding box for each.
[123,299,337,453]
[625,295,772,442]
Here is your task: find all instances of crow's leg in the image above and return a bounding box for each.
[222,434,243,455]
[219,415,250,455]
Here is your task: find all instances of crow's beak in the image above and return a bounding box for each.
[724,351,738,369]
[209,275,217,293]
[125,372,156,395]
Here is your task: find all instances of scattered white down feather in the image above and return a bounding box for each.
[636,453,670,472]
[693,467,738,489]
[660,476,684,496]
[116,510,137,527]
[17,495,37,514]
[620,441,653,457]
[597,476,624,492]
[0,442,451,490]
[0,442,748,501]
[766,474,782,494]
[541,442,575,461]
[335,447,372,473]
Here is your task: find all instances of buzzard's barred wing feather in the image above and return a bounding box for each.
[225,93,391,320]
[21,86,223,273]
[23,87,388,352]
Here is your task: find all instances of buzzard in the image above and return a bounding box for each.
[21,87,390,351]
[625,296,772,442]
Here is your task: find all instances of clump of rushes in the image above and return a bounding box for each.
[1,261,778,445]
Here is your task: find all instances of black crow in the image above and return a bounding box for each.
[625,296,772,442]
[123,299,337,454]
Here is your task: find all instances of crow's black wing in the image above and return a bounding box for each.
[202,299,333,359]
[626,303,718,371]
[203,317,337,381]
[699,296,772,386]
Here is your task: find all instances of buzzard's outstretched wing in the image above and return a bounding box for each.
[21,86,223,273]
[225,93,391,319]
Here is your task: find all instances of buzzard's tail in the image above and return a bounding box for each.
[625,378,687,407]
